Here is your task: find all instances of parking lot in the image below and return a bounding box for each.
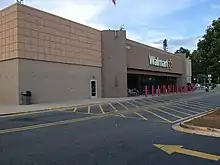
[66,93,220,124]
[1,91,220,165]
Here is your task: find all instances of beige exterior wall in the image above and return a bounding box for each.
[18,59,101,104]
[0,4,102,104]
[0,59,19,104]
[0,4,18,61]
[126,39,184,74]
[101,30,127,97]
[16,4,101,67]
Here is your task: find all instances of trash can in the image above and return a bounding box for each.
[21,91,32,105]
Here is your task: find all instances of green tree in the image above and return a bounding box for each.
[196,17,220,82]
[175,47,191,58]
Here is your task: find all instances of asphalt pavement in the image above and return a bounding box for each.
[0,90,220,165]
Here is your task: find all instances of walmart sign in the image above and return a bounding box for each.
[148,55,172,69]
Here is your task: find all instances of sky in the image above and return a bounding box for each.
[1,0,220,53]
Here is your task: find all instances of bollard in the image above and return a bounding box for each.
[180,86,182,93]
[176,85,178,93]
[172,85,175,94]
[163,85,166,95]
[168,85,170,94]
[152,85,154,96]
[158,85,160,96]
[145,85,148,97]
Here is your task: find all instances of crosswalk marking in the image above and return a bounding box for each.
[176,103,205,111]
[144,109,172,123]
[161,106,191,116]
[186,102,214,109]
[169,105,199,114]
[153,107,182,119]
[134,112,148,120]
[190,100,218,107]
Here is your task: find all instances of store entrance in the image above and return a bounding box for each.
[127,73,177,95]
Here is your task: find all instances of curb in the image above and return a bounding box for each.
[173,109,220,137]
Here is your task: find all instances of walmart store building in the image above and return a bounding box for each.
[0,4,192,105]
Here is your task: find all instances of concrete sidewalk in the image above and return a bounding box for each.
[0,89,206,116]
[0,96,147,116]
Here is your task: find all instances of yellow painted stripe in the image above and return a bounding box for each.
[178,148,220,161]
[126,101,139,108]
[88,106,90,114]
[154,144,220,161]
[134,112,148,120]
[73,107,77,112]
[120,114,126,117]
[144,109,172,123]
[162,106,191,116]
[117,102,128,110]
[0,115,107,135]
[99,104,105,114]
[109,103,118,111]
[153,107,182,119]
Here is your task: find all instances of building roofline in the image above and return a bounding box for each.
[1,3,186,59]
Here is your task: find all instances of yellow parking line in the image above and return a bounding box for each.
[88,106,90,114]
[120,114,126,117]
[73,107,77,112]
[170,105,199,114]
[126,101,139,108]
[162,106,191,116]
[144,109,172,123]
[117,102,128,110]
[99,104,105,114]
[153,107,182,119]
[0,115,107,135]
[134,112,148,120]
[109,103,118,112]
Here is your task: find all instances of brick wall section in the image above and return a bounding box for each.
[16,4,101,67]
[0,4,18,61]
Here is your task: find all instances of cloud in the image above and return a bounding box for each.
[0,0,214,52]
[1,0,109,30]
